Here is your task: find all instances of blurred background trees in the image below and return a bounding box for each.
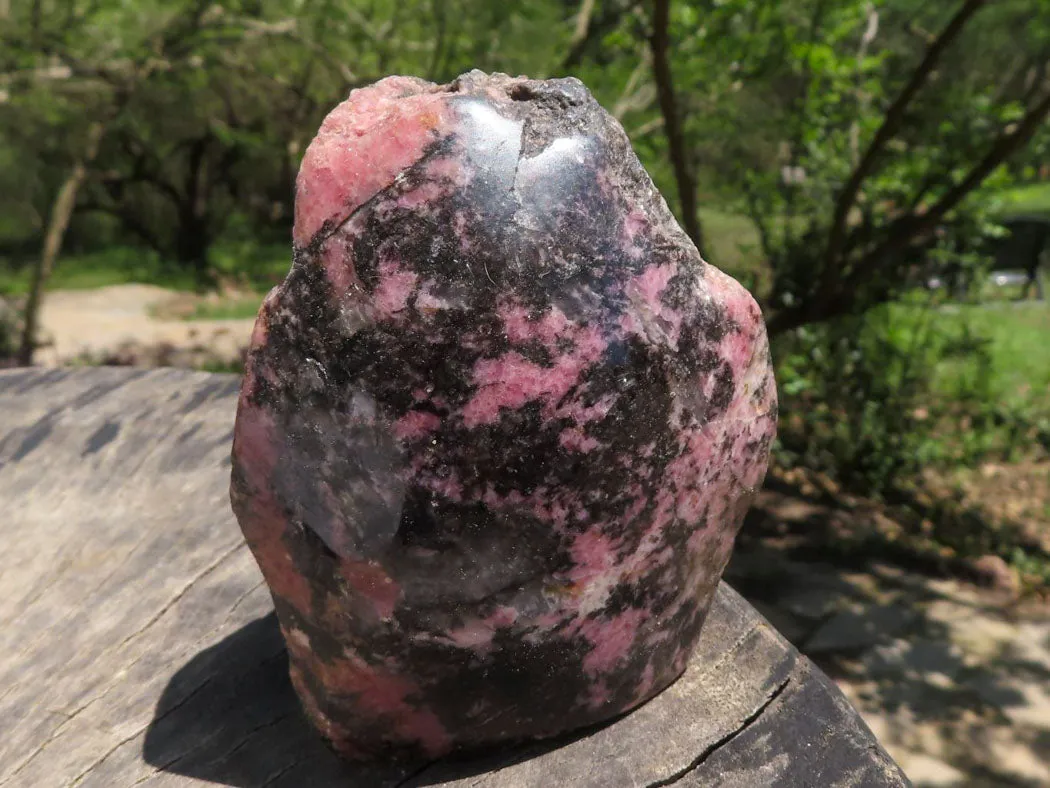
[2,0,1049,582]
[3,0,1046,304]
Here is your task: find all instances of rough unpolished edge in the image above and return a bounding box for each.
[230,70,778,760]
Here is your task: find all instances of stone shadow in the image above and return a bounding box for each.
[728,485,1050,788]
[142,614,360,787]
[142,613,614,788]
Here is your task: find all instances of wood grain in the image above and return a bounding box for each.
[0,368,910,787]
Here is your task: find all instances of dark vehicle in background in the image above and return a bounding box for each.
[924,216,1047,300]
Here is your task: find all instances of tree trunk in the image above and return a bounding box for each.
[178,135,219,290]
[849,3,879,167]
[819,0,987,292]
[649,0,705,256]
[561,0,597,72]
[174,212,214,291]
[17,121,105,366]
[855,88,1050,281]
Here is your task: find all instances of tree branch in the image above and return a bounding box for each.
[1020,57,1050,109]
[649,0,704,254]
[18,122,105,364]
[561,0,599,71]
[821,0,987,276]
[768,89,1050,337]
[612,50,654,120]
[628,115,663,137]
[113,131,184,205]
[849,2,879,167]
[76,200,164,252]
[742,177,774,262]
[858,89,1050,276]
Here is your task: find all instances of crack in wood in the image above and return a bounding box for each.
[0,684,110,787]
[0,369,911,787]
[0,540,252,785]
[28,540,246,727]
[111,541,246,656]
[144,710,294,781]
[107,576,270,712]
[0,555,75,629]
[644,676,794,788]
[212,712,296,763]
[134,648,288,778]
[75,573,259,715]
[1,378,236,673]
[257,756,314,788]
[0,719,74,786]
[63,672,222,788]
[65,728,148,788]
[214,579,268,632]
[3,526,161,668]
[395,619,775,788]
[17,628,245,788]
[393,760,442,788]
[689,620,763,682]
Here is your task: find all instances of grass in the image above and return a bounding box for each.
[6,220,1044,589]
[0,242,291,297]
[4,218,1042,407]
[185,210,766,320]
[776,295,1050,590]
[0,210,762,296]
[196,358,247,374]
[698,207,764,283]
[878,298,1050,424]
[208,241,290,290]
[0,212,764,321]
[185,294,268,321]
[0,247,197,295]
[870,299,1050,471]
[931,302,1050,416]
[855,296,1050,488]
[990,182,1050,221]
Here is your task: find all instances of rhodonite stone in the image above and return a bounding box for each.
[230,70,777,761]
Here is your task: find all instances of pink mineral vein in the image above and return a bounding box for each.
[231,70,776,761]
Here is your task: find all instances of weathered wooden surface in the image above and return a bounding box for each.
[0,368,910,788]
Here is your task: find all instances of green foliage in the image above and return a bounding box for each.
[183,293,266,321]
[0,297,19,364]
[774,302,958,495]
[775,298,1050,496]
[3,0,1046,299]
[196,357,246,374]
[2,0,1049,582]
[0,238,291,296]
[0,246,201,293]
[991,183,1050,221]
[0,0,575,284]
[697,208,765,283]
[209,241,290,291]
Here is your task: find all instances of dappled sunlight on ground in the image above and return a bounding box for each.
[926,461,1050,553]
[728,546,1050,787]
[34,285,256,369]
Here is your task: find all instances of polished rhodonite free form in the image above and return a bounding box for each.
[230,70,777,760]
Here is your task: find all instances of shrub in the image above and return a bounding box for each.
[772,296,1000,495]
[0,296,22,367]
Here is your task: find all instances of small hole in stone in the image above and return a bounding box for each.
[509,84,536,101]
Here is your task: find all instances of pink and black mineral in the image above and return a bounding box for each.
[230,70,777,761]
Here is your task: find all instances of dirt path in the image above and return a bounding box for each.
[34,285,256,367]
[728,546,1050,787]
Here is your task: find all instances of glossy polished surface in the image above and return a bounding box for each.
[231,71,777,760]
